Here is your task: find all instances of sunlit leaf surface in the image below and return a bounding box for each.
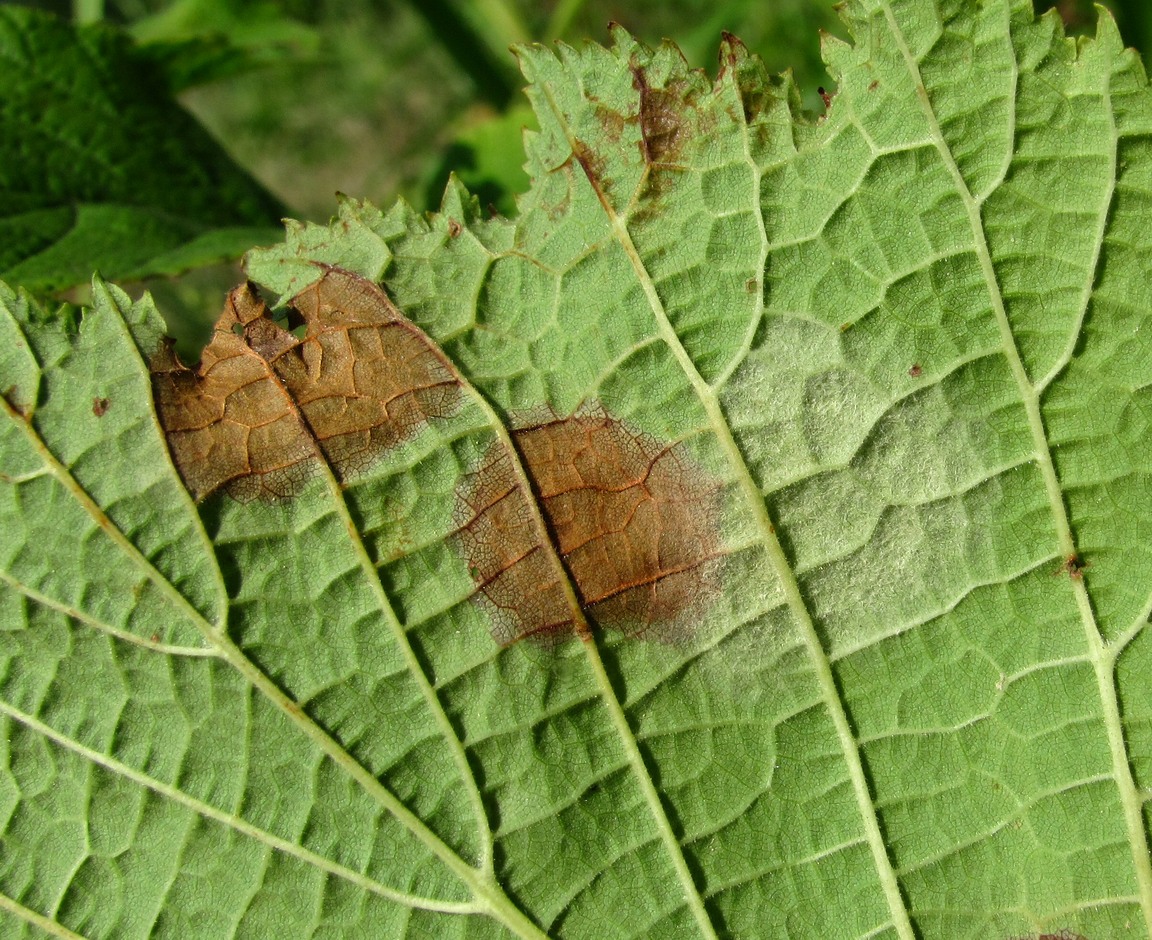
[4,2,1152,937]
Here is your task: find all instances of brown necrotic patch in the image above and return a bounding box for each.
[455,407,723,646]
[287,269,460,473]
[1011,932,1088,940]
[630,61,692,166]
[152,267,461,501]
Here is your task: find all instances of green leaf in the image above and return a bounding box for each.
[4,1,1152,937]
[423,104,539,218]
[0,7,285,293]
[128,0,322,93]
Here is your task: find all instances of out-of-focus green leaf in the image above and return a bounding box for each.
[0,7,284,292]
[423,104,538,216]
[127,0,319,52]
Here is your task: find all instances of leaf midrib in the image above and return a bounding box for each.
[879,0,1152,932]
[2,290,550,938]
[539,65,919,936]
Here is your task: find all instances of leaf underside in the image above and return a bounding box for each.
[4,2,1152,939]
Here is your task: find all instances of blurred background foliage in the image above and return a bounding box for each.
[4,0,1146,343]
[11,0,1142,222]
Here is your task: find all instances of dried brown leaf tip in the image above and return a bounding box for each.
[455,406,723,646]
[152,267,461,501]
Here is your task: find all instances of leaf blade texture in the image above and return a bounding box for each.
[0,7,285,292]
[5,1,1152,938]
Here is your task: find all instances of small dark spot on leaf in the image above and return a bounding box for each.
[719,30,741,69]
[92,397,110,417]
[1056,554,1088,580]
[447,218,462,238]
[745,278,758,293]
[150,633,160,644]
[2,386,29,419]
[1010,931,1088,940]
[908,363,922,378]
[594,103,630,142]
[868,79,880,91]
[818,86,834,109]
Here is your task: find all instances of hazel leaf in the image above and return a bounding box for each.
[4,3,1152,939]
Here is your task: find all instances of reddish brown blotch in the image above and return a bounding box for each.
[908,363,922,378]
[1010,931,1087,940]
[2,385,29,419]
[1057,553,1088,580]
[631,60,692,166]
[287,268,461,475]
[455,405,724,646]
[151,282,313,500]
[92,397,110,417]
[149,269,725,649]
[151,267,461,501]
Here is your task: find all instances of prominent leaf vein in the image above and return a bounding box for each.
[879,3,1152,928]
[1,351,548,939]
[0,570,220,657]
[542,76,918,940]
[312,453,495,873]
[0,701,483,913]
[1,394,215,636]
[712,66,769,392]
[0,891,87,940]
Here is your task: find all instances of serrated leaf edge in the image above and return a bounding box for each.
[876,2,1152,931]
[534,33,922,938]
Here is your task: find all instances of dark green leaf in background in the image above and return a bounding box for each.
[0,6,284,292]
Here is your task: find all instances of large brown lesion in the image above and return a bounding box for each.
[151,282,315,501]
[153,270,723,646]
[456,407,723,645]
[151,267,462,501]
